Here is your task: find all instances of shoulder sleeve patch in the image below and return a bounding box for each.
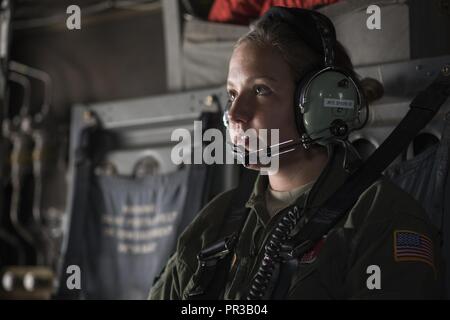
[394,230,435,272]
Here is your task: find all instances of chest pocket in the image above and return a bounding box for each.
[287,229,352,299]
[287,239,325,297]
[224,255,250,299]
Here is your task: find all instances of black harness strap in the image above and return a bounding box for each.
[187,168,258,299]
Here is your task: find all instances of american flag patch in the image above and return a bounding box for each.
[394,230,434,269]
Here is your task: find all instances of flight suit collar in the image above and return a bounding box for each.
[303,143,353,219]
[244,143,352,224]
[244,174,271,226]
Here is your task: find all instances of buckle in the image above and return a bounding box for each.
[279,240,313,260]
[197,233,237,266]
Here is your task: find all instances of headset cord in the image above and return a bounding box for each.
[246,206,302,300]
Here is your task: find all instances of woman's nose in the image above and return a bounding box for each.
[228,94,251,124]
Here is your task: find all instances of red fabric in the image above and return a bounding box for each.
[208,0,340,25]
[261,0,339,15]
[208,0,263,25]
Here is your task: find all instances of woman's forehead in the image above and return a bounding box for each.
[228,42,293,83]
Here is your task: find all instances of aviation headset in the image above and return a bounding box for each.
[223,6,368,150]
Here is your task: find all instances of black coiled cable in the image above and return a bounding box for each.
[246,206,302,300]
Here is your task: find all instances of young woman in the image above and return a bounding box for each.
[149,6,443,300]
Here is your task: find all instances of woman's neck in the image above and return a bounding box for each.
[268,146,328,192]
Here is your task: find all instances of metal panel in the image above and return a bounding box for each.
[355,55,450,98]
[350,55,450,164]
[320,0,450,67]
[321,0,410,66]
[182,17,248,90]
[70,85,229,175]
[162,0,182,90]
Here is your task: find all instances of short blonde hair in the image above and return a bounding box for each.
[236,15,355,82]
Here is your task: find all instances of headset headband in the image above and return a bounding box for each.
[260,7,337,67]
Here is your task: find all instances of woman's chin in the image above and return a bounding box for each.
[244,164,261,171]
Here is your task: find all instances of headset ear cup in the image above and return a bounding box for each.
[293,83,305,137]
[300,67,366,145]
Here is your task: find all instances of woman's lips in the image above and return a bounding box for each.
[232,133,253,151]
[230,125,266,152]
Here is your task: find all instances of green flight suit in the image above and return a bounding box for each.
[149,144,444,299]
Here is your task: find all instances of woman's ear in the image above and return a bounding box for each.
[360,77,384,104]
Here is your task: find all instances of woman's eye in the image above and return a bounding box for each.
[254,85,271,96]
[227,90,236,102]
